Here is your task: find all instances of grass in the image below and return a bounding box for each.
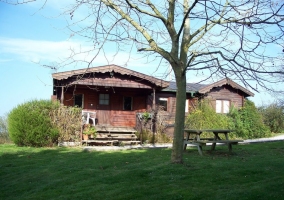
[1,142,284,200]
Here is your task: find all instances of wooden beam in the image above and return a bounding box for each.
[153,87,156,109]
[60,86,64,104]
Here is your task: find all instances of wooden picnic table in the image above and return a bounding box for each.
[183,129,243,155]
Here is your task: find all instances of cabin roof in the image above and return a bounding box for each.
[52,64,169,88]
[161,82,207,93]
[162,78,254,97]
[52,65,253,97]
[198,78,254,97]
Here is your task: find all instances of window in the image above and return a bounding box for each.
[74,94,83,108]
[123,96,133,110]
[158,98,168,111]
[216,100,230,113]
[185,99,189,112]
[99,94,109,105]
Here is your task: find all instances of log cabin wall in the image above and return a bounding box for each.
[204,85,245,110]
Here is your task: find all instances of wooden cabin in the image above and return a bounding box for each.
[51,65,254,142]
[52,65,169,128]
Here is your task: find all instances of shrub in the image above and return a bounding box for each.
[258,103,284,133]
[185,99,270,139]
[185,100,233,138]
[185,100,233,129]
[8,100,59,147]
[49,105,82,142]
[228,100,270,139]
[136,129,172,144]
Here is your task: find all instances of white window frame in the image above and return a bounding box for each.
[158,98,168,111]
[185,99,189,113]
[216,100,230,114]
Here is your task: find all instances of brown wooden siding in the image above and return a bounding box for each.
[204,85,244,109]
[188,98,198,113]
[112,111,137,127]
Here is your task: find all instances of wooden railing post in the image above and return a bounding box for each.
[60,86,64,105]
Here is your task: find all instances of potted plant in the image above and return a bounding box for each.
[82,124,97,140]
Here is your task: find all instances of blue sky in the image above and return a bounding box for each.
[0,1,276,116]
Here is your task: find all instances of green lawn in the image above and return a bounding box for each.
[1,142,284,200]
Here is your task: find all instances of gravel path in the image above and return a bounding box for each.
[82,134,284,151]
[243,134,284,144]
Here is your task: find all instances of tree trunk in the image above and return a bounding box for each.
[171,68,186,163]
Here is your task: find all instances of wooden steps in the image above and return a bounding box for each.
[82,126,140,146]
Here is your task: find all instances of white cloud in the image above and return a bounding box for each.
[0,37,164,75]
[0,58,13,63]
[0,37,81,63]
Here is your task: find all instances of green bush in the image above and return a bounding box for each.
[228,100,270,139]
[8,100,59,147]
[258,103,284,133]
[185,100,233,129]
[185,100,233,138]
[185,99,270,139]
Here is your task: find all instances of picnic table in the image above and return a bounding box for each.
[183,129,243,155]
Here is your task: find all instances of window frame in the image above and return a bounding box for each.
[158,97,168,111]
[123,96,133,111]
[99,93,110,105]
[216,99,230,114]
[74,94,84,108]
[185,99,189,113]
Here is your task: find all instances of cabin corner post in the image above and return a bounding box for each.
[152,87,156,109]
[152,87,157,137]
[60,86,64,105]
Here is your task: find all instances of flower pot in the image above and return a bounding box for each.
[82,134,89,140]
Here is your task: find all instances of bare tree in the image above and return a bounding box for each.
[6,0,284,163]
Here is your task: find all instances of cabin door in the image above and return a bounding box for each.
[95,110,112,125]
[95,93,112,125]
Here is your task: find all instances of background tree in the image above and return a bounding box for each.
[3,0,283,163]
[259,102,284,133]
[0,115,9,143]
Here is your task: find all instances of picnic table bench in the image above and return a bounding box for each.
[184,129,243,155]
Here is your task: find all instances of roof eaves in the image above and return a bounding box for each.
[52,64,169,88]
[198,78,254,97]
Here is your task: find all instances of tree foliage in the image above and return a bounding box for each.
[0,115,8,135]
[0,115,9,143]
[259,103,284,133]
